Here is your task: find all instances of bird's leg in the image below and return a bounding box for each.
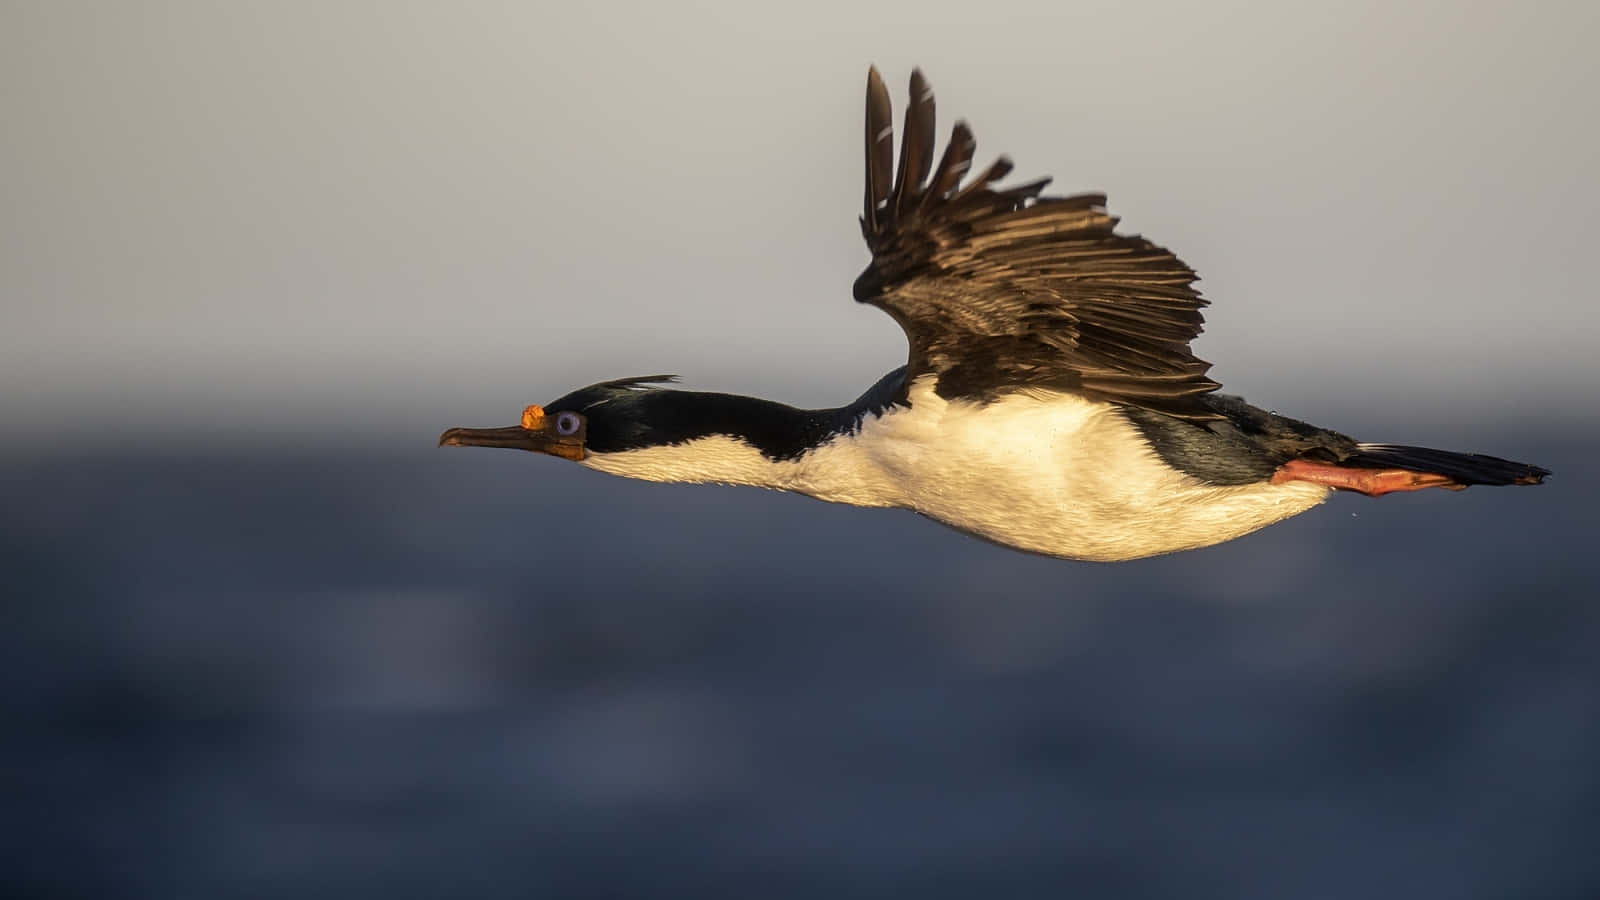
[1270,459,1466,497]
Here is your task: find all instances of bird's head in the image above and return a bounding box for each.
[438,375,679,461]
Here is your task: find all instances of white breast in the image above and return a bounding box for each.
[583,378,1329,562]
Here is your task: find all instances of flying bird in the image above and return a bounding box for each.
[441,68,1547,561]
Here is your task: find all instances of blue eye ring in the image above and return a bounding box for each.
[555,411,582,436]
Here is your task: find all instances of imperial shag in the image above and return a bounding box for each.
[440,68,1548,562]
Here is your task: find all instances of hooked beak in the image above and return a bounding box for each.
[438,405,585,461]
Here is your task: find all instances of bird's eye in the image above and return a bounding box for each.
[555,411,582,436]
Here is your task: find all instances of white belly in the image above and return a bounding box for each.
[792,381,1329,562]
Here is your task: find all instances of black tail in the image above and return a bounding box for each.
[1347,444,1550,487]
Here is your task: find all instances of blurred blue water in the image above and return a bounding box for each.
[3,428,1597,899]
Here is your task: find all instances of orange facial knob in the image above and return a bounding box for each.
[520,404,546,430]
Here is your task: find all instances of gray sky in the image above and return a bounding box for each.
[3,0,1596,444]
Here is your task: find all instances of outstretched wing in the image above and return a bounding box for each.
[855,67,1222,419]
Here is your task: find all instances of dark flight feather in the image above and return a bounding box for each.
[855,69,1222,418]
[891,70,936,217]
[862,67,895,234]
[921,121,975,211]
